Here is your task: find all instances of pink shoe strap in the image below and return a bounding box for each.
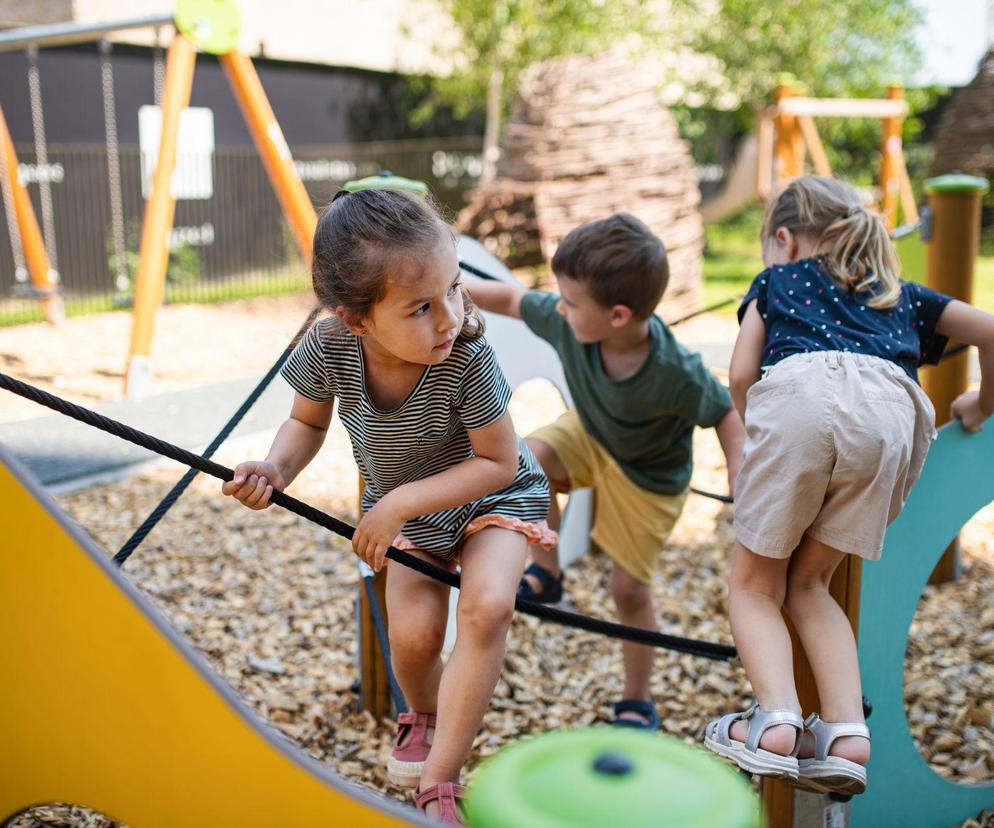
[396,711,436,748]
[414,781,466,824]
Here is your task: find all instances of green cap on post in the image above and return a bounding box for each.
[343,172,429,196]
[464,729,760,828]
[924,174,990,196]
[175,0,241,55]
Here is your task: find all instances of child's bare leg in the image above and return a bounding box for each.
[385,548,454,712]
[419,527,527,799]
[784,535,870,765]
[727,540,800,755]
[522,436,569,586]
[610,562,655,718]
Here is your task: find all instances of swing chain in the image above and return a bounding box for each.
[25,43,59,281]
[99,38,129,292]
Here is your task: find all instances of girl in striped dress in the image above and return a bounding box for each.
[222,188,554,824]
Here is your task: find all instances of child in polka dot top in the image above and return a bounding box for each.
[704,175,994,795]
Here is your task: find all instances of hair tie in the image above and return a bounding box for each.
[845,204,862,218]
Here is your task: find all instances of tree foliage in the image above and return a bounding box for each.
[409,0,663,126]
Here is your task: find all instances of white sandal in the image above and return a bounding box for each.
[704,703,803,779]
[796,714,869,796]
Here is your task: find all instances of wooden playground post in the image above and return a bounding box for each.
[922,174,990,585]
[355,478,394,720]
[774,83,805,182]
[762,558,863,827]
[125,32,197,398]
[219,50,317,261]
[878,85,904,231]
[0,103,64,325]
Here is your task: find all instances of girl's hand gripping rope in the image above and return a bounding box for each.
[222,460,286,509]
[353,493,408,572]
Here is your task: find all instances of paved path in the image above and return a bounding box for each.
[0,375,293,488]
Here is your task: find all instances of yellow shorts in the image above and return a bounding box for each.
[528,409,687,584]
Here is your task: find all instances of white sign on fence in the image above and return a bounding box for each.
[138,105,215,200]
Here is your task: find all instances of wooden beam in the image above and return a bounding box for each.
[126,32,196,396]
[878,86,904,230]
[355,477,393,719]
[219,50,316,262]
[763,556,862,828]
[777,97,908,119]
[0,102,63,325]
[796,116,832,178]
[774,84,804,183]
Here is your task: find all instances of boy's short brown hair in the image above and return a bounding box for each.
[551,213,669,319]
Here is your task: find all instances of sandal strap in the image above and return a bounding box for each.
[523,562,561,589]
[804,714,870,761]
[414,781,466,822]
[396,710,436,748]
[712,704,803,755]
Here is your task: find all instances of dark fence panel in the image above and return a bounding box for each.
[0,136,482,325]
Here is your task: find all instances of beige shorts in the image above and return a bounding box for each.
[528,409,687,583]
[734,351,936,560]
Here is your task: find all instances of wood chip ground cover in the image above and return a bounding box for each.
[5,295,992,826]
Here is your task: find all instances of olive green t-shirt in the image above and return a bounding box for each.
[519,290,732,495]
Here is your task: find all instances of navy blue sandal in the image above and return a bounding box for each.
[612,699,661,730]
[517,562,564,604]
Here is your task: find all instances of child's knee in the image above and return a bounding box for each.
[457,590,515,640]
[390,619,446,662]
[610,566,651,609]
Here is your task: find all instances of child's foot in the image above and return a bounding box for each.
[611,698,660,730]
[795,714,870,795]
[413,781,466,825]
[387,711,436,789]
[517,562,564,604]
[704,704,803,779]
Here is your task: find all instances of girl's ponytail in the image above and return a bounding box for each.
[762,176,902,309]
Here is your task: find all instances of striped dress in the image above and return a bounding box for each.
[281,318,551,559]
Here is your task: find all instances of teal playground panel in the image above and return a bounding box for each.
[855,421,994,827]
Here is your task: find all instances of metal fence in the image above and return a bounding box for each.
[0,135,483,326]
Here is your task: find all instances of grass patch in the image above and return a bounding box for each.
[0,272,310,329]
[701,207,763,313]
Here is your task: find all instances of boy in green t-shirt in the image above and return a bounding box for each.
[468,213,745,728]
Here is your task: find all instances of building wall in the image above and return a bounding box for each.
[3,0,455,75]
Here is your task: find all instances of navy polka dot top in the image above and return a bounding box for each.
[739,257,952,381]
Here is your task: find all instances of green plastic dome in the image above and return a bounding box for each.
[924,173,989,195]
[465,728,760,828]
[342,172,429,196]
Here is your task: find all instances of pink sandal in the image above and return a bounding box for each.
[413,781,467,825]
[387,711,436,788]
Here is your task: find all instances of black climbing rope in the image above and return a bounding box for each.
[0,372,737,662]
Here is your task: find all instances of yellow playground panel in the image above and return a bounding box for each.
[0,444,421,828]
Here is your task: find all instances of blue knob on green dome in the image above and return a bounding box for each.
[343,172,429,196]
[924,173,990,195]
[464,728,760,828]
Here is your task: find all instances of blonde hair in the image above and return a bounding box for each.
[761,176,902,309]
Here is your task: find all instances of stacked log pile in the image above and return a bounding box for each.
[457,51,704,309]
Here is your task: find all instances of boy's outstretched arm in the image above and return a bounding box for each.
[465,278,526,319]
[936,300,994,432]
[714,406,745,497]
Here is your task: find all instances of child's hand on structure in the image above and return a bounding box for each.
[951,390,989,433]
[221,461,286,509]
[354,496,407,572]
